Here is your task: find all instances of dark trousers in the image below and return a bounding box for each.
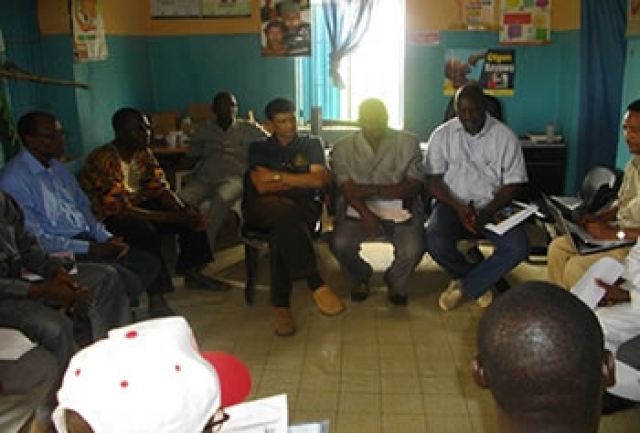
[244,196,321,307]
[104,200,212,288]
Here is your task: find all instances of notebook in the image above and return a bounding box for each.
[541,195,634,255]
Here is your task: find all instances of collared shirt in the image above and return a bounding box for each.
[0,191,63,297]
[189,119,268,183]
[620,239,640,309]
[616,157,640,228]
[331,129,425,214]
[424,114,527,208]
[0,149,112,254]
[78,143,169,220]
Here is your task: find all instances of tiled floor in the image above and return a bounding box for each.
[161,241,640,432]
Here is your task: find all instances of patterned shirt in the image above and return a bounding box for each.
[78,143,169,221]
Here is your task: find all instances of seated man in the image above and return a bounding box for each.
[425,84,530,311]
[78,108,228,292]
[52,317,251,433]
[0,111,170,318]
[0,190,131,430]
[178,92,268,257]
[474,281,614,433]
[245,98,344,336]
[330,98,425,305]
[0,330,58,433]
[548,98,640,289]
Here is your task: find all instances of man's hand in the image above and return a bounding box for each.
[455,203,478,234]
[89,237,130,262]
[31,268,95,313]
[343,180,376,201]
[176,207,208,231]
[583,220,617,240]
[596,278,631,306]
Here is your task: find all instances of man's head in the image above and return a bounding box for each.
[474,281,614,432]
[358,98,389,144]
[454,84,488,136]
[52,317,251,433]
[112,108,152,151]
[17,111,66,165]
[212,92,238,130]
[623,99,640,156]
[264,98,297,144]
[280,1,301,31]
[264,20,286,49]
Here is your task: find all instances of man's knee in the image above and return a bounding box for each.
[617,336,640,369]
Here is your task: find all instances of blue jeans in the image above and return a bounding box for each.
[331,215,425,295]
[425,203,530,299]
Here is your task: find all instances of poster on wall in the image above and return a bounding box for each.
[444,48,516,96]
[459,0,497,30]
[151,0,200,17]
[72,0,108,62]
[627,0,640,37]
[499,0,551,44]
[202,0,252,17]
[260,0,312,57]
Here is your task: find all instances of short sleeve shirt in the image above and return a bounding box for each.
[424,115,527,208]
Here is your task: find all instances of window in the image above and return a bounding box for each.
[297,0,405,128]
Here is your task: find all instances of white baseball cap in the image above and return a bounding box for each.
[52,317,251,433]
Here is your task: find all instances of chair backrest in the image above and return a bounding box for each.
[580,166,622,214]
[150,111,181,136]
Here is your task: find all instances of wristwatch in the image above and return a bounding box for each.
[616,229,627,240]
[272,172,282,182]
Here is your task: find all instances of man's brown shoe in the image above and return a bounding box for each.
[274,307,296,336]
[312,285,345,316]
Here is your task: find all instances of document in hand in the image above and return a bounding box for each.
[570,256,625,309]
[346,199,412,223]
[21,251,78,282]
[223,393,288,432]
[484,201,539,235]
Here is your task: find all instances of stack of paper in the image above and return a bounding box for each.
[484,202,539,235]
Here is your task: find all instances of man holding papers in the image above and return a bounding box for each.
[424,84,530,311]
[331,98,425,305]
[548,99,640,289]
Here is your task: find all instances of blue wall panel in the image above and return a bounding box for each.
[147,34,296,121]
[617,36,640,168]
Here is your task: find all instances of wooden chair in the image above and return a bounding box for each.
[150,111,181,136]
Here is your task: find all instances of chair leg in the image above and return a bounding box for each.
[244,244,259,305]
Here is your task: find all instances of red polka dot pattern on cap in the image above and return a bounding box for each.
[75,369,81,376]
[125,330,138,338]
[120,381,129,388]
[175,365,181,372]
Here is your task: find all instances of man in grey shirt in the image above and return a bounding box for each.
[179,92,268,254]
[331,98,425,305]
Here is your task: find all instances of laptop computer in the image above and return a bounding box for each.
[541,194,634,255]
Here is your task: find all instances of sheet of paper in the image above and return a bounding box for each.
[484,203,538,235]
[21,251,77,282]
[570,257,624,309]
[346,199,411,223]
[0,328,37,360]
[288,420,330,433]
[608,360,640,402]
[223,394,288,433]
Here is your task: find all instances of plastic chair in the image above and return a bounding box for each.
[553,166,621,219]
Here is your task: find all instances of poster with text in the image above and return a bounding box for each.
[627,0,640,37]
[460,0,497,30]
[151,0,200,17]
[444,48,515,96]
[72,0,108,62]
[500,0,551,44]
[261,0,312,57]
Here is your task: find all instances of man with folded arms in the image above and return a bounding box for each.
[330,98,425,306]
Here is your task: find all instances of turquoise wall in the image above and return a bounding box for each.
[147,34,295,120]
[616,36,640,168]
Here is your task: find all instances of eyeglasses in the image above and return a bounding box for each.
[202,407,229,433]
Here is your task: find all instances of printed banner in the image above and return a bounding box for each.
[500,0,551,44]
[72,0,108,62]
[628,0,640,37]
[260,0,312,57]
[202,0,252,17]
[444,48,516,96]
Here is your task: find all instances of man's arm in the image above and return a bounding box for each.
[474,183,523,229]
[250,164,332,194]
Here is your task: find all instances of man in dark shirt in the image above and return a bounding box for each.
[245,98,344,336]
